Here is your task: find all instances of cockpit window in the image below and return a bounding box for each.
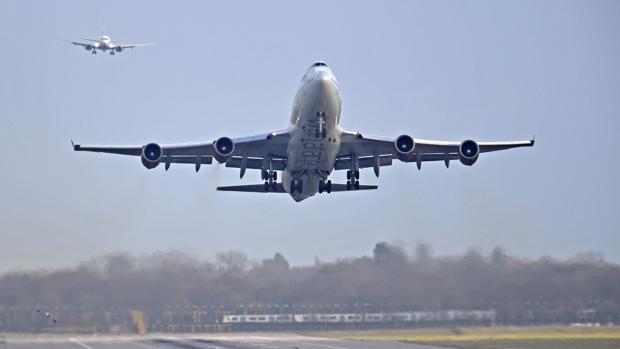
[312,62,327,67]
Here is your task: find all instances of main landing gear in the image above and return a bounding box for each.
[318,180,332,194]
[346,170,360,190]
[261,169,277,181]
[262,170,277,192]
[91,50,97,55]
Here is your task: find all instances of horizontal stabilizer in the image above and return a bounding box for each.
[330,183,378,191]
[217,183,286,193]
[217,183,378,193]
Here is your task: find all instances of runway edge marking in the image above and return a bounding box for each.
[69,337,95,349]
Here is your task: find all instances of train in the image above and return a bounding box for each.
[222,310,495,324]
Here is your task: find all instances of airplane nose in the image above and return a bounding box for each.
[316,69,332,81]
[314,70,334,90]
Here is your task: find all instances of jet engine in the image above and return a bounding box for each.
[213,137,235,163]
[141,143,162,169]
[115,46,123,53]
[394,135,415,161]
[84,45,92,51]
[459,139,480,166]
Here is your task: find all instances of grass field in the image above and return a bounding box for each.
[309,326,620,349]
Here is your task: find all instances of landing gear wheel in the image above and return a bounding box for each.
[264,181,269,192]
[261,169,268,180]
[272,171,277,181]
[319,180,331,194]
[354,180,360,190]
[355,170,360,179]
[347,170,352,180]
[271,182,277,191]
[346,181,351,190]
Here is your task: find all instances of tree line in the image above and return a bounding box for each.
[1,242,619,321]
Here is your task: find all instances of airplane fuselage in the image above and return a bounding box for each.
[282,63,342,201]
[85,36,119,54]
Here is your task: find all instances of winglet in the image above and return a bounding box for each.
[71,140,80,151]
[530,134,536,146]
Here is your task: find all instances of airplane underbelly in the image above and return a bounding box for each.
[283,76,342,201]
[284,111,340,201]
[288,107,340,172]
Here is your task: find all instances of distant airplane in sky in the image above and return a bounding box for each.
[36,309,57,325]
[59,28,156,55]
[73,62,534,202]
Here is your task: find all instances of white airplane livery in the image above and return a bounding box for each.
[63,34,156,55]
[73,62,534,202]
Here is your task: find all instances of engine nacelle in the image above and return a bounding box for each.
[85,45,92,51]
[394,135,415,161]
[213,137,235,163]
[115,46,123,53]
[459,139,480,166]
[141,143,162,169]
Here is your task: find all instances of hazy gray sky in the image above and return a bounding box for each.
[1,0,619,271]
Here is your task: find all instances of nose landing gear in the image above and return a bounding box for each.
[291,179,303,194]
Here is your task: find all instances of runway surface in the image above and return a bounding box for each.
[1,333,450,349]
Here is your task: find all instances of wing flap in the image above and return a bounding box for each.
[163,155,213,165]
[225,156,286,171]
[334,155,392,170]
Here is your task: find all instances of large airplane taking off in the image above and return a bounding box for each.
[73,62,534,202]
[61,34,156,55]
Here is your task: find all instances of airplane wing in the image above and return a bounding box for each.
[55,38,94,48]
[118,42,157,49]
[72,130,290,173]
[71,41,91,48]
[337,130,534,173]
